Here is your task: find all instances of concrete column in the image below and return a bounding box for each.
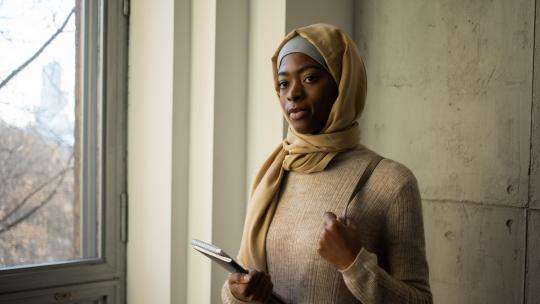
[210,0,249,302]
[526,210,540,302]
[526,0,540,301]
[186,0,216,302]
[128,0,175,303]
[129,0,249,303]
[187,0,249,303]
[245,0,287,191]
[171,0,191,302]
[531,0,540,210]
[285,0,354,36]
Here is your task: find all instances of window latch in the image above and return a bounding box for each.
[54,292,73,301]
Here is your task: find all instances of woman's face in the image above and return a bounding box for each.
[277,53,338,134]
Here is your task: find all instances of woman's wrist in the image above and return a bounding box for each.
[338,247,362,271]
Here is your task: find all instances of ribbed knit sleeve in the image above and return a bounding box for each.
[221,281,266,304]
[222,281,250,304]
[339,178,433,304]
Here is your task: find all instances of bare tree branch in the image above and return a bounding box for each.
[0,8,75,90]
[0,166,69,234]
[0,30,12,42]
[0,163,73,226]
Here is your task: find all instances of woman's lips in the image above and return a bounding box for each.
[290,109,309,120]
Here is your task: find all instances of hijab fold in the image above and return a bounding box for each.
[238,24,368,271]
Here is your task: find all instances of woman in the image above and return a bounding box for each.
[222,23,432,304]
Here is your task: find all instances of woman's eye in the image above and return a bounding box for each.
[278,81,288,89]
[304,75,318,83]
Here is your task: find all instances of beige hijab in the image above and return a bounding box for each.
[238,23,368,271]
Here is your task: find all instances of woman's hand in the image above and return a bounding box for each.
[228,269,273,302]
[317,211,362,270]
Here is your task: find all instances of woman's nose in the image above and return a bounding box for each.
[287,80,304,102]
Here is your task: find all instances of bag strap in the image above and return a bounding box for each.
[339,155,384,224]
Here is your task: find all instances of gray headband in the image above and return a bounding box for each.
[277,35,329,72]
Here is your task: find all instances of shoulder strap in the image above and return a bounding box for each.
[349,155,384,202]
[340,155,384,223]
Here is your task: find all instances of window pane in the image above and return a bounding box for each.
[0,0,102,269]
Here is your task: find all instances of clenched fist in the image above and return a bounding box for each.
[317,211,362,270]
[228,269,273,302]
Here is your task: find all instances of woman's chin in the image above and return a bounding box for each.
[291,124,318,135]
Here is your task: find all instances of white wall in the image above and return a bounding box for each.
[171,0,191,302]
[127,0,174,303]
[129,0,250,303]
[245,0,287,192]
[187,0,250,303]
[186,0,216,302]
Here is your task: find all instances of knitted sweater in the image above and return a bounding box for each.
[222,147,432,304]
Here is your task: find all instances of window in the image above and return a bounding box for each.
[0,0,127,302]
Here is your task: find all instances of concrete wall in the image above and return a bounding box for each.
[528,2,540,301]
[355,0,538,303]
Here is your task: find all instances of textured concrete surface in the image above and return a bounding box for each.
[532,0,540,210]
[355,0,534,207]
[354,3,537,302]
[285,0,354,37]
[527,210,540,303]
[423,200,526,304]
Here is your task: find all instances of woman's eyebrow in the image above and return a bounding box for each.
[278,64,322,76]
